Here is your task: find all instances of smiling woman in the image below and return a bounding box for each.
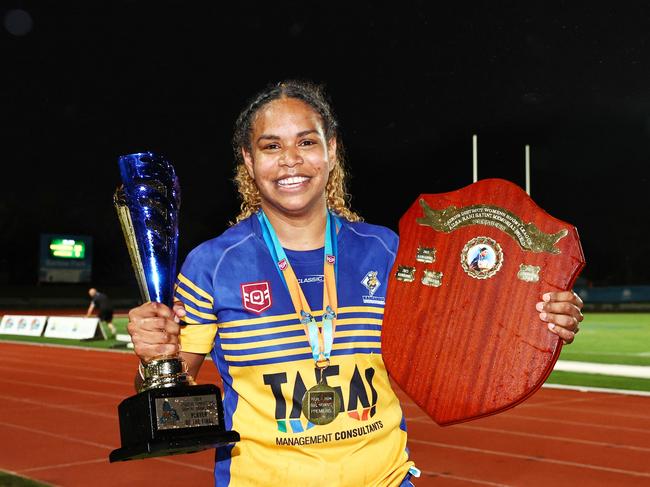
[124,79,584,487]
[242,97,336,234]
[232,80,361,227]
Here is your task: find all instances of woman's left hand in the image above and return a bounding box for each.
[536,291,584,344]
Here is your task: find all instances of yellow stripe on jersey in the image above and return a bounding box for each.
[179,324,218,354]
[218,318,381,342]
[219,323,302,339]
[335,329,381,339]
[223,340,382,363]
[335,317,383,326]
[177,273,214,303]
[176,285,213,309]
[184,302,218,321]
[217,312,298,329]
[224,347,309,363]
[331,341,382,351]
[220,335,307,352]
[182,315,217,326]
[338,305,385,315]
[216,306,384,330]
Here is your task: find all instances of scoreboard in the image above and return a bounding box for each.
[49,238,86,259]
[39,234,93,283]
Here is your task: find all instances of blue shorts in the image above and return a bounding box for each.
[399,473,414,486]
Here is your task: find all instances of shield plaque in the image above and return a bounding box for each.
[382,178,585,426]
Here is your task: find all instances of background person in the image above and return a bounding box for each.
[86,287,116,337]
[126,80,584,486]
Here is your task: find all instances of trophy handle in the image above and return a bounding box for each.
[139,357,196,392]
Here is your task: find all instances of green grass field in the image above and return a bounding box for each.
[0,472,50,487]
[557,313,650,366]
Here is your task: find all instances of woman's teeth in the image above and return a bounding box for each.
[277,176,309,187]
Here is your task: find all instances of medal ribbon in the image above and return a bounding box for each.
[257,210,339,365]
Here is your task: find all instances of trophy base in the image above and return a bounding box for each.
[109,430,241,462]
[109,383,240,462]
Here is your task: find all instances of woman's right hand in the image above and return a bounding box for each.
[127,301,187,363]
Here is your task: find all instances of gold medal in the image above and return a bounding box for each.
[301,383,341,425]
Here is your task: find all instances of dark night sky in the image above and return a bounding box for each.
[1,1,649,290]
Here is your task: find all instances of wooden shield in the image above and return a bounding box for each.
[382,179,585,426]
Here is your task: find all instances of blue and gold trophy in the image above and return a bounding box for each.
[109,152,239,462]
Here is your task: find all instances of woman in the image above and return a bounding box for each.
[127,80,584,486]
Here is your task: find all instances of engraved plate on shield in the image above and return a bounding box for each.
[396,265,416,282]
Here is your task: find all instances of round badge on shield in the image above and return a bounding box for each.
[461,236,503,279]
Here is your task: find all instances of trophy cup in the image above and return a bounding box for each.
[109,152,239,462]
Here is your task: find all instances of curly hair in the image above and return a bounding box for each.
[232,80,361,223]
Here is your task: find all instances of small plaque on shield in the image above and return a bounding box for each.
[416,246,436,263]
[395,265,416,282]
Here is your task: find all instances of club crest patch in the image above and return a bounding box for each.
[361,271,381,296]
[241,281,272,314]
[361,270,385,305]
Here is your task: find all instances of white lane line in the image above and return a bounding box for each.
[454,424,650,452]
[518,397,593,408]
[408,439,650,478]
[21,458,107,473]
[5,354,136,377]
[0,394,115,419]
[554,360,650,379]
[420,470,510,486]
[543,383,650,397]
[6,364,134,386]
[405,411,650,435]
[503,413,650,434]
[1,421,213,474]
[563,351,650,357]
[0,378,123,400]
[522,402,650,420]
[0,420,114,450]
[19,456,213,474]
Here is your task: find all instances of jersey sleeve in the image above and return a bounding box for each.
[174,246,218,354]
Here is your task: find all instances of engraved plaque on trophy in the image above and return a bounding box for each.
[109,152,239,462]
[382,179,585,426]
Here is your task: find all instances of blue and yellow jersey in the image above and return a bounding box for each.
[175,215,414,486]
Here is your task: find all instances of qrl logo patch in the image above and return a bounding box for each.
[241,281,272,314]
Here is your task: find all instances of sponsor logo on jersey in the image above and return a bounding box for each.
[241,281,272,314]
[264,364,379,435]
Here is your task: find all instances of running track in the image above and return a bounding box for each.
[1,342,649,486]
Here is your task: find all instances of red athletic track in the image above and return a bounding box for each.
[1,341,649,487]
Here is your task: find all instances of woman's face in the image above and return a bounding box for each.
[242,97,336,219]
